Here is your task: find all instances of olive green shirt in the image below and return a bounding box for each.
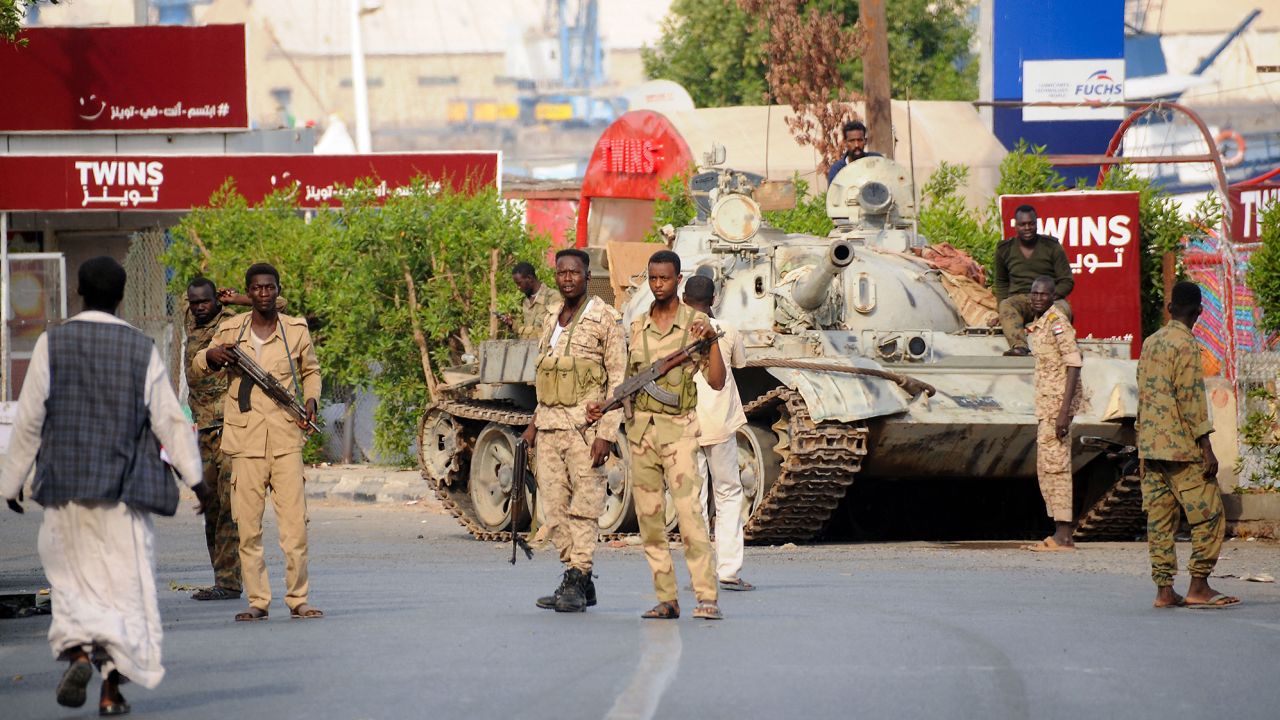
[1137,320,1213,461]
[993,235,1074,301]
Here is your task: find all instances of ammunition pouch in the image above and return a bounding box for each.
[535,355,606,407]
[631,362,697,414]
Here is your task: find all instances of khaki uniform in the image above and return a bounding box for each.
[190,311,321,612]
[183,302,242,593]
[1029,305,1084,522]
[519,283,555,340]
[625,303,718,605]
[1137,321,1222,587]
[533,296,626,572]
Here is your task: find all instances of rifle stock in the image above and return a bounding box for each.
[226,345,321,435]
[510,438,535,564]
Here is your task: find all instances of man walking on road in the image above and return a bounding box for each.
[1,256,207,715]
[1024,276,1083,552]
[597,250,725,620]
[1137,281,1238,609]
[192,262,324,622]
[992,205,1074,355]
[522,248,625,612]
[682,275,755,590]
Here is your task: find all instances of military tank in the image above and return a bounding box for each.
[418,151,1143,544]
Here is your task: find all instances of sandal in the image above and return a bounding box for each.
[56,658,93,708]
[234,607,269,622]
[719,578,755,592]
[290,603,324,619]
[191,586,242,601]
[99,691,130,716]
[641,600,679,619]
[692,602,723,620]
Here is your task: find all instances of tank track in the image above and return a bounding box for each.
[1072,472,1145,541]
[741,388,868,544]
[420,400,662,544]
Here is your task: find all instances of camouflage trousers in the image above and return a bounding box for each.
[199,427,242,592]
[1035,419,1073,522]
[1141,459,1225,587]
[630,421,718,604]
[534,429,604,572]
[1000,295,1072,350]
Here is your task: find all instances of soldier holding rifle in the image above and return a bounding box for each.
[588,250,726,621]
[521,249,625,613]
[191,263,324,622]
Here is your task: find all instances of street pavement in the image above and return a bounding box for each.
[2,499,1279,720]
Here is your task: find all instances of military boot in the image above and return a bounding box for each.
[536,568,598,609]
[555,568,589,613]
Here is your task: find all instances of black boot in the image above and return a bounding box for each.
[583,572,597,607]
[536,570,573,610]
[555,568,588,613]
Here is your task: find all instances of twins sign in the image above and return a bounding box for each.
[1000,191,1143,358]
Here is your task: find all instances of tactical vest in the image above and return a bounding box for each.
[534,297,607,407]
[630,304,699,414]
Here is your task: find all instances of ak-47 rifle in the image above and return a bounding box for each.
[226,345,321,435]
[509,438,536,564]
[578,330,723,436]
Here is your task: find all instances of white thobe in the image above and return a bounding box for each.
[694,319,749,582]
[0,311,202,689]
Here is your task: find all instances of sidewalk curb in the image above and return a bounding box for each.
[304,465,433,504]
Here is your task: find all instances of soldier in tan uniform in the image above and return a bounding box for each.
[191,263,324,621]
[593,250,725,621]
[521,248,625,612]
[1137,281,1239,609]
[1025,276,1083,552]
[511,261,555,339]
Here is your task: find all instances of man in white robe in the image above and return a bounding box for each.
[1,256,206,715]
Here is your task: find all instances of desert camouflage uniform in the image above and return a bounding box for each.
[519,283,555,340]
[1137,320,1223,587]
[1029,305,1085,522]
[184,302,242,592]
[533,296,626,571]
[625,302,718,605]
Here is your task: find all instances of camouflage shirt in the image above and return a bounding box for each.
[1029,305,1085,419]
[1137,320,1213,461]
[519,283,555,340]
[532,295,626,442]
[624,302,710,445]
[184,304,238,430]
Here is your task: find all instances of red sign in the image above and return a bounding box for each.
[1000,191,1143,358]
[0,25,248,132]
[1229,183,1280,244]
[0,153,500,211]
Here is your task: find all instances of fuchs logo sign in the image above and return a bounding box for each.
[1076,69,1124,99]
[1022,59,1126,121]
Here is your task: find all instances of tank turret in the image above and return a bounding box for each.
[790,240,854,311]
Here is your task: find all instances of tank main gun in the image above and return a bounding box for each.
[790,239,854,312]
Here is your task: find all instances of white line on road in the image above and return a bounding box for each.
[603,623,683,720]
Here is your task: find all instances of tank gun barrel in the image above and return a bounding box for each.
[791,240,854,311]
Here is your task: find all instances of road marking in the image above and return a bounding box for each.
[603,623,682,720]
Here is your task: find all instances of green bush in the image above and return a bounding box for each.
[1247,200,1280,335]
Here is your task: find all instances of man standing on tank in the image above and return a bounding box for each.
[1137,281,1239,609]
[992,205,1074,356]
[522,248,625,612]
[590,250,725,620]
[825,120,882,184]
[1024,276,1083,552]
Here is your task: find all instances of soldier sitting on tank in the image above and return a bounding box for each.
[825,120,883,184]
[521,248,626,613]
[990,205,1074,356]
[589,250,726,620]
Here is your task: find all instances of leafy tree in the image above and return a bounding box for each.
[1246,200,1280,335]
[642,0,976,110]
[2,1,50,45]
[163,178,548,463]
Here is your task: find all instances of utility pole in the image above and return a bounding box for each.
[860,0,893,159]
[132,0,149,25]
[350,0,376,153]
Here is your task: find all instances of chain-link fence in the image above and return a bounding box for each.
[119,229,185,394]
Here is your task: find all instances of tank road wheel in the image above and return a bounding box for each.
[599,440,637,533]
[468,423,522,532]
[736,424,781,523]
[418,409,462,485]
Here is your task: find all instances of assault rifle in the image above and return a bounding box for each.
[226,345,321,435]
[578,330,723,436]
[509,438,536,564]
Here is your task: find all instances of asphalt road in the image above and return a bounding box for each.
[2,500,1279,720]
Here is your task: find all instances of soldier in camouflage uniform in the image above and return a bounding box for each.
[598,250,724,621]
[1025,276,1084,552]
[513,262,555,340]
[183,278,243,601]
[522,249,625,613]
[1137,281,1239,609]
